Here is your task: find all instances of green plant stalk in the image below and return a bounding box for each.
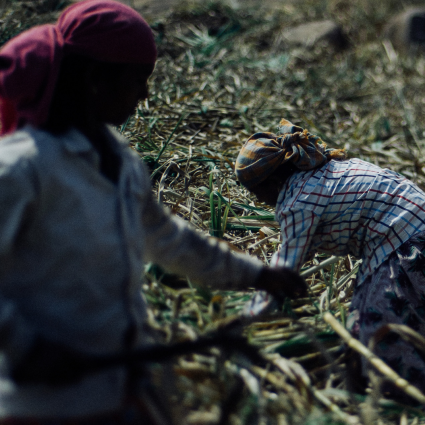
[155,113,187,163]
[217,194,222,236]
[338,300,347,328]
[209,191,218,237]
[207,170,233,238]
[119,116,131,134]
[235,215,276,221]
[214,191,248,231]
[216,173,222,236]
[225,224,263,231]
[327,263,335,308]
[209,168,214,192]
[222,204,230,235]
[209,170,215,236]
[147,117,158,149]
[232,202,274,216]
[209,168,223,237]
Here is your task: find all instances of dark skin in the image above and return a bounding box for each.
[249,163,297,207]
[43,56,154,183]
[44,56,154,146]
[84,61,153,128]
[250,175,285,207]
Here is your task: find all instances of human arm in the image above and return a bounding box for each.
[141,193,263,290]
[271,207,321,273]
[142,192,307,298]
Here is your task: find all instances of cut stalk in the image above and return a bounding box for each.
[300,256,341,278]
[324,312,425,405]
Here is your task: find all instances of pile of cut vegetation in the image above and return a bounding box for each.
[2,0,425,423]
[134,1,425,422]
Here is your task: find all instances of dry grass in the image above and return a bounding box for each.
[133,1,425,423]
[3,0,425,423]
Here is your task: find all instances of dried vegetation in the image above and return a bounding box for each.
[2,0,425,423]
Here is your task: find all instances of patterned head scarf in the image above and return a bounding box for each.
[235,119,346,190]
[0,0,157,135]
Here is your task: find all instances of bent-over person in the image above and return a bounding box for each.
[235,118,425,403]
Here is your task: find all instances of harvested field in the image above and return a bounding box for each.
[2,0,425,423]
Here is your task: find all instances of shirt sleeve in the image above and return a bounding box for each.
[271,208,320,272]
[0,299,36,366]
[0,154,38,362]
[140,192,264,290]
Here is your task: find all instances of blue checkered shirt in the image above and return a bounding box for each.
[271,158,425,285]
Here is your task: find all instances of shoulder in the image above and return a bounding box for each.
[276,160,359,211]
[326,158,384,175]
[0,127,44,193]
[104,125,151,189]
[0,127,40,164]
[0,127,44,182]
[104,125,140,161]
[308,158,386,189]
[105,126,148,169]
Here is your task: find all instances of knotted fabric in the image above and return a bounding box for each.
[0,0,157,135]
[235,119,346,190]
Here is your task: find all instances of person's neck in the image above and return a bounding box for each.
[44,115,121,184]
[76,121,107,153]
[43,113,108,152]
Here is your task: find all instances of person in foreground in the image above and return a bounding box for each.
[0,1,307,423]
[235,118,425,403]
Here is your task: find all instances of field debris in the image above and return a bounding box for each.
[2,0,425,423]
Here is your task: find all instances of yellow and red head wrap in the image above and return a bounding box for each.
[235,119,346,190]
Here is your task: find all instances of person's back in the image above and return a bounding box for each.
[273,157,425,284]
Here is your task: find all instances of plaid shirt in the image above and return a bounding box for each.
[271,158,425,285]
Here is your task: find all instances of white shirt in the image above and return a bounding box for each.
[0,125,262,417]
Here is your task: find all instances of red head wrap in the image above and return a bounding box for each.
[0,0,157,135]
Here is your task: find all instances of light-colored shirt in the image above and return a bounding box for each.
[271,158,425,285]
[0,125,263,418]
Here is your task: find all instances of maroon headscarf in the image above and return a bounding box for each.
[0,0,157,135]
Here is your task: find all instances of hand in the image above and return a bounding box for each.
[253,267,308,302]
[11,336,90,386]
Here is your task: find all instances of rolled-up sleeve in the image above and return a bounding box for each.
[141,193,263,290]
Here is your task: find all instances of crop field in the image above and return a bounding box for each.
[2,0,425,423]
